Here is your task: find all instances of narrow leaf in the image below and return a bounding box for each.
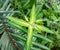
[35,25,53,34]
[6,16,30,27]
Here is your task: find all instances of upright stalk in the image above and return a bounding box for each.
[24,4,36,50]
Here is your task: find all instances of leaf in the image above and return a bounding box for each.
[50,13,58,21]
[11,33,26,41]
[35,19,43,24]
[30,4,36,24]
[2,0,9,10]
[6,16,30,27]
[32,42,49,50]
[0,33,14,50]
[23,0,36,9]
[36,4,43,17]
[24,15,29,22]
[34,34,52,42]
[23,0,31,9]
[8,21,27,33]
[35,25,53,34]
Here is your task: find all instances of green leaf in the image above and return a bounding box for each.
[23,0,31,9]
[36,4,43,17]
[34,34,52,42]
[8,21,27,33]
[32,42,49,50]
[24,15,29,22]
[35,25,53,34]
[30,4,36,24]
[6,16,30,27]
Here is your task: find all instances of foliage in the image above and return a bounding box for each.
[0,0,60,50]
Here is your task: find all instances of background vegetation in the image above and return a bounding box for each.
[0,0,60,50]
